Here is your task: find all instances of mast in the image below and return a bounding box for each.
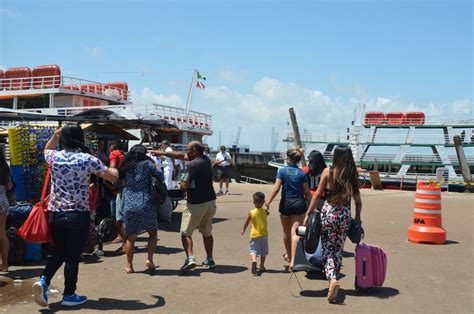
[185,69,197,117]
[289,107,307,166]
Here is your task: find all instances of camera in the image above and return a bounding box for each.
[296,225,307,237]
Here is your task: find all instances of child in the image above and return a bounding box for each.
[241,192,269,275]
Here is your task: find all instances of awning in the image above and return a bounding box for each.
[81,123,139,140]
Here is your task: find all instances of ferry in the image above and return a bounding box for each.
[0,64,213,145]
[273,106,474,191]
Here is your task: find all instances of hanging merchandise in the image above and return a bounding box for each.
[7,125,56,202]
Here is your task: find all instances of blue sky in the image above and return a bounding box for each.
[1,0,472,150]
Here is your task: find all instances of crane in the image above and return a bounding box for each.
[233,126,242,146]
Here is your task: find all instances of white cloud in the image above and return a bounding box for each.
[82,45,104,57]
[132,87,184,108]
[0,8,19,18]
[0,65,6,71]
[129,78,472,151]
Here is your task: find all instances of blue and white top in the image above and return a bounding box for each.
[276,165,306,199]
[45,149,108,212]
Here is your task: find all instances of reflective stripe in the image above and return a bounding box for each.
[414,208,441,214]
[416,189,441,195]
[416,198,441,204]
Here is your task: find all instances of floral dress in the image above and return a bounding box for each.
[122,160,163,236]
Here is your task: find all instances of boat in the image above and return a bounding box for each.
[274,106,474,191]
[0,64,213,202]
[0,64,212,145]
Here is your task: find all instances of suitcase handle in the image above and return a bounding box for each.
[362,256,366,280]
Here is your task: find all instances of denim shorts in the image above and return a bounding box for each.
[249,236,269,256]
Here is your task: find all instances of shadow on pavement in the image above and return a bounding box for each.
[342,250,354,258]
[133,245,183,255]
[150,265,247,277]
[2,267,43,280]
[344,287,400,298]
[158,213,228,233]
[41,295,166,312]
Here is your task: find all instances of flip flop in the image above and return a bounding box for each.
[145,260,156,271]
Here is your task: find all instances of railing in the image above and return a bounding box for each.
[0,75,131,102]
[240,176,271,184]
[363,117,474,126]
[14,103,213,132]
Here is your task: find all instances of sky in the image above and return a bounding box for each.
[0,0,472,151]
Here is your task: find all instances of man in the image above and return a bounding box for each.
[151,141,217,271]
[160,140,175,189]
[214,145,233,195]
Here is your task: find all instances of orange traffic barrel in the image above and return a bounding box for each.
[408,181,446,244]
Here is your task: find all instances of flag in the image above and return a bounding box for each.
[196,81,205,89]
[197,71,206,80]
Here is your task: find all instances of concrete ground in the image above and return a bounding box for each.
[1,183,473,313]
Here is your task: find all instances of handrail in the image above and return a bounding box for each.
[0,75,131,102]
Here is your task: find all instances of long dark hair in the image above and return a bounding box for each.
[60,124,91,154]
[308,150,326,175]
[119,144,151,180]
[0,148,11,186]
[328,146,359,206]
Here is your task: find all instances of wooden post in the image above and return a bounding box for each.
[453,135,472,191]
[289,108,306,166]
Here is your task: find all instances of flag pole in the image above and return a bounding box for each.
[185,69,197,117]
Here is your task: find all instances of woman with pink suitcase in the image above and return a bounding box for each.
[304,146,362,303]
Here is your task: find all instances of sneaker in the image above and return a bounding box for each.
[180,256,197,271]
[32,276,48,307]
[224,190,230,195]
[61,293,88,307]
[216,190,223,196]
[202,258,217,269]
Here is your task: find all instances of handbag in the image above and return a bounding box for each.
[150,171,168,206]
[18,155,54,243]
[348,217,364,244]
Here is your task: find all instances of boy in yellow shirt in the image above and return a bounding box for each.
[241,192,269,275]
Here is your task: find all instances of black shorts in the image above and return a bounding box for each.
[279,197,307,216]
[217,166,231,179]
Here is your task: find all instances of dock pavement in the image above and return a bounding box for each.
[1,183,473,313]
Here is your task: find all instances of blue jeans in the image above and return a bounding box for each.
[42,211,90,295]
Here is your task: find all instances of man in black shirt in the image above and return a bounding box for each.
[151,141,217,271]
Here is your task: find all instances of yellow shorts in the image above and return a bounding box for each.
[180,200,216,237]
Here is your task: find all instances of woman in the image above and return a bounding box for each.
[119,144,163,274]
[265,147,312,270]
[0,149,13,272]
[304,150,327,210]
[33,124,118,308]
[304,146,362,303]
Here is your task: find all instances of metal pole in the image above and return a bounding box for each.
[185,69,196,117]
[289,107,306,166]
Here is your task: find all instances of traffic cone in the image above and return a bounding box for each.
[408,181,446,244]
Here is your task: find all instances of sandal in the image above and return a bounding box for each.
[145,260,156,272]
[124,266,134,274]
[327,279,340,303]
[282,253,290,263]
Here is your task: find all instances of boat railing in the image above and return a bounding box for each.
[240,175,271,184]
[363,118,474,126]
[0,75,131,102]
[285,132,348,143]
[145,103,213,131]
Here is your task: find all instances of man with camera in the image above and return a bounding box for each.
[214,145,233,195]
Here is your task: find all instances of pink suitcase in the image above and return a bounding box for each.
[355,243,387,291]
